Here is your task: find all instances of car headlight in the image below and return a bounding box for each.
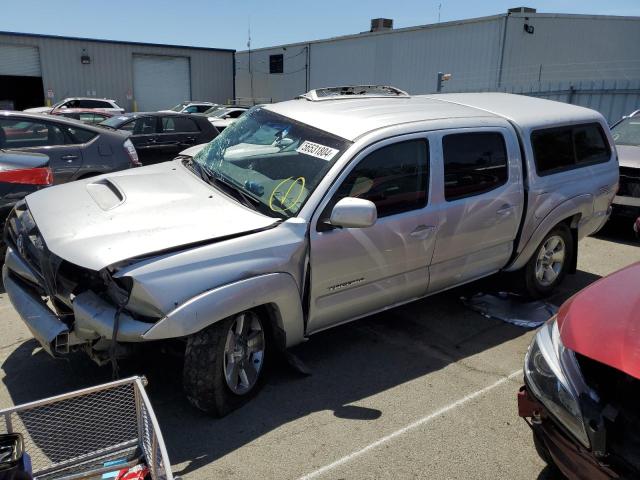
[524,316,592,447]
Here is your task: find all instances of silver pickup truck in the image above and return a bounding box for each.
[3,87,618,416]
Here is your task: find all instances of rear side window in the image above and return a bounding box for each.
[531,123,610,176]
[65,126,97,144]
[162,116,200,133]
[442,132,508,201]
[334,139,429,218]
[79,99,111,109]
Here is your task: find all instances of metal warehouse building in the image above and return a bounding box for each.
[0,32,235,112]
[236,7,640,123]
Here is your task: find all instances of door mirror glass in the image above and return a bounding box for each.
[330,197,377,228]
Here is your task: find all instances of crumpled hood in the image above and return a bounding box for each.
[25,160,279,271]
[558,262,640,380]
[617,145,640,169]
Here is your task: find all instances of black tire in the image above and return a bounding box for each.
[523,224,573,299]
[183,310,267,416]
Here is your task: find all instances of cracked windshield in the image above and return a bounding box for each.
[192,107,351,217]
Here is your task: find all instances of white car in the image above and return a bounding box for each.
[25,97,125,114]
[207,107,249,131]
[161,101,218,114]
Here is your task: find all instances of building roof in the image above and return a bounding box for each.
[0,31,235,53]
[263,92,603,140]
[238,11,640,55]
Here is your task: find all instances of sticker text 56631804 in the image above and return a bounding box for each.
[296,141,339,161]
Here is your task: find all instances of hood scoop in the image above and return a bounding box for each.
[86,178,125,211]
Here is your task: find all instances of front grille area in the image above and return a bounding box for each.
[577,354,640,473]
[618,166,640,198]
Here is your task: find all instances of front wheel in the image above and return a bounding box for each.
[183,310,267,416]
[523,224,573,298]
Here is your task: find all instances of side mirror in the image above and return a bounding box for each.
[329,197,377,228]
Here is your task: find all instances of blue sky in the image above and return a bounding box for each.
[2,0,639,51]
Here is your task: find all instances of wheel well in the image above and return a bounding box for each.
[253,303,287,351]
[560,215,580,274]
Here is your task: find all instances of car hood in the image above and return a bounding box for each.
[25,160,279,271]
[23,106,53,114]
[557,262,640,380]
[617,145,640,169]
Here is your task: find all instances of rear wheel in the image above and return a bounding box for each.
[183,310,267,416]
[523,224,573,298]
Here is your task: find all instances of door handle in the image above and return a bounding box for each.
[61,154,78,162]
[410,225,436,239]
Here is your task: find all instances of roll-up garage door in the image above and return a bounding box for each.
[0,44,41,76]
[133,54,190,111]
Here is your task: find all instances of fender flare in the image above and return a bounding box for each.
[142,272,305,347]
[505,195,590,272]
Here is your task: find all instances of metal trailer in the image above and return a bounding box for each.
[0,376,173,480]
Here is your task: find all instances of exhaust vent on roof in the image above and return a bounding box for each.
[508,6,537,13]
[370,18,393,32]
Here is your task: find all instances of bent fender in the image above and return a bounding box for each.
[142,273,305,347]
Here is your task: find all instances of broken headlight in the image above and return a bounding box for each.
[524,316,591,447]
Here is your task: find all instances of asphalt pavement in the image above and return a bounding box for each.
[0,219,638,479]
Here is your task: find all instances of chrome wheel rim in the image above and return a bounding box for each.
[223,312,265,395]
[535,235,566,287]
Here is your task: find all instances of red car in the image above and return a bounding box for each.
[518,262,640,479]
[50,108,115,125]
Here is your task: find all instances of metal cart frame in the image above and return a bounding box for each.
[0,376,173,480]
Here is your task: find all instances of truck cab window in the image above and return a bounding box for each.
[443,132,508,201]
[333,139,429,218]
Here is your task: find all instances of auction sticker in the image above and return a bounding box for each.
[296,141,339,161]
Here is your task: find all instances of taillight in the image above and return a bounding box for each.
[0,167,53,185]
[124,139,142,167]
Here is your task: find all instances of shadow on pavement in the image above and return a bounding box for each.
[594,215,638,247]
[1,269,602,476]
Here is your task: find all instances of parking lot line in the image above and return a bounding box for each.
[297,369,523,480]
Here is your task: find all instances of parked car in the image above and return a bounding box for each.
[206,107,249,132]
[98,112,218,165]
[50,108,114,125]
[161,101,218,114]
[518,262,640,479]
[0,149,52,258]
[610,110,640,217]
[0,149,51,228]
[3,87,617,416]
[25,97,125,115]
[0,111,139,184]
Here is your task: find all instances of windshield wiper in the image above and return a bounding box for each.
[198,163,261,212]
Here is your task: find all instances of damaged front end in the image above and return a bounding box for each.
[518,317,640,479]
[3,202,156,363]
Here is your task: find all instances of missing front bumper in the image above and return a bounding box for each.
[518,386,623,480]
[4,257,154,358]
[3,265,69,356]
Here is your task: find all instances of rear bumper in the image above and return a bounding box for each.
[518,386,621,480]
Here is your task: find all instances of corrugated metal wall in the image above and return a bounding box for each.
[235,12,640,123]
[0,33,235,111]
